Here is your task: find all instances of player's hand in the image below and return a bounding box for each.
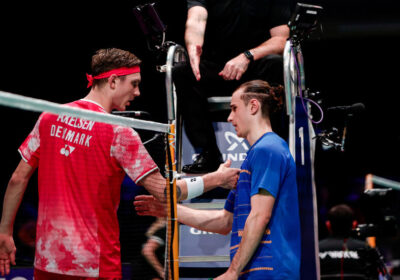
[216,160,240,189]
[214,269,239,280]
[0,233,16,276]
[188,44,202,81]
[134,195,167,217]
[219,53,250,81]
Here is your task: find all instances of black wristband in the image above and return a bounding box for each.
[243,50,254,61]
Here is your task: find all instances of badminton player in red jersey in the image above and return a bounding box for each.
[0,48,239,279]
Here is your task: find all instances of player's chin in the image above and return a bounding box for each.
[235,127,242,137]
[119,103,130,111]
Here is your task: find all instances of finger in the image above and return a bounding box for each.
[228,68,237,80]
[218,65,230,80]
[135,204,152,211]
[136,211,149,216]
[222,159,231,168]
[134,194,153,199]
[189,55,201,81]
[195,67,201,81]
[10,250,16,266]
[134,206,151,213]
[0,259,9,275]
[235,71,243,80]
[134,201,150,208]
[5,260,10,275]
[133,201,147,207]
[191,64,201,81]
[134,195,154,201]
[223,67,233,80]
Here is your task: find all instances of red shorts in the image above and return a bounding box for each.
[34,268,122,280]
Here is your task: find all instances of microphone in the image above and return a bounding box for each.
[111,111,151,118]
[327,103,365,114]
[143,133,163,146]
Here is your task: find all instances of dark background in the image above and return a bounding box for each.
[0,0,399,271]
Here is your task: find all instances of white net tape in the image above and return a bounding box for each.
[371,175,400,191]
[0,90,170,133]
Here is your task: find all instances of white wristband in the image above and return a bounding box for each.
[184,177,204,200]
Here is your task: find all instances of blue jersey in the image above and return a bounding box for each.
[224,132,300,279]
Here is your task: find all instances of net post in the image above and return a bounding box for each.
[364,174,377,248]
[165,122,179,280]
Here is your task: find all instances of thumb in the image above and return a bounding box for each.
[10,250,16,265]
[223,159,231,167]
[9,241,16,265]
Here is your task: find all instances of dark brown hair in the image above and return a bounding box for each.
[90,48,141,88]
[328,204,355,237]
[237,80,284,118]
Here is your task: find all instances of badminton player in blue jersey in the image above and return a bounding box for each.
[135,80,301,279]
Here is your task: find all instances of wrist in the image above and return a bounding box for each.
[227,266,240,278]
[202,171,222,189]
[243,50,254,62]
[0,224,13,235]
[184,177,204,200]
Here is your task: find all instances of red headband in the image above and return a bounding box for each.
[86,66,140,88]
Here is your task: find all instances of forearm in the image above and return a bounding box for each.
[248,25,289,60]
[141,172,219,202]
[176,167,236,200]
[0,175,30,234]
[145,254,164,278]
[141,162,238,202]
[228,212,269,276]
[178,205,232,235]
[250,37,287,60]
[184,6,207,49]
[142,242,164,278]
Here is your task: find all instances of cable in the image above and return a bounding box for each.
[290,45,324,124]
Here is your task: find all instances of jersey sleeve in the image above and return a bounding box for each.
[187,0,207,10]
[224,189,236,213]
[268,0,293,29]
[249,146,287,198]
[18,115,42,168]
[111,126,158,184]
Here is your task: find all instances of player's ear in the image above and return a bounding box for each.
[108,74,118,89]
[249,98,259,115]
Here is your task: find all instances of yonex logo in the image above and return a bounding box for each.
[60,145,75,156]
[224,131,249,152]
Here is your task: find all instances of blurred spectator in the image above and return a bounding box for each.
[319,204,387,279]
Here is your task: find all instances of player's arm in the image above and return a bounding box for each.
[216,189,275,279]
[177,204,233,235]
[135,195,233,235]
[142,238,165,278]
[185,5,208,80]
[145,217,165,238]
[0,160,36,275]
[139,160,239,202]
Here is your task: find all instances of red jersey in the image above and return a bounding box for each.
[18,99,158,278]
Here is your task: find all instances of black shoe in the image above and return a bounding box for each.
[182,150,223,174]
